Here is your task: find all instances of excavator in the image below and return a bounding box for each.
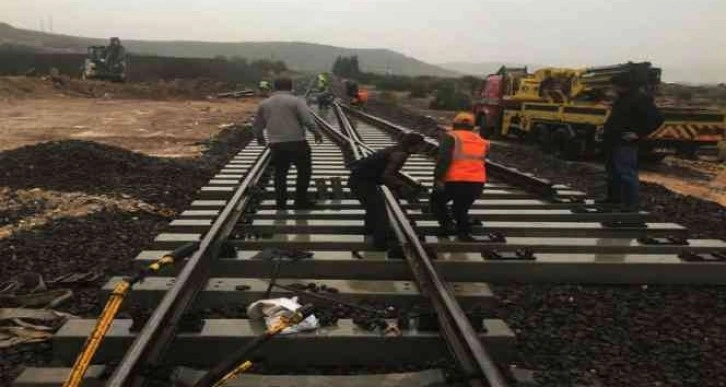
[473,62,725,159]
[81,37,128,82]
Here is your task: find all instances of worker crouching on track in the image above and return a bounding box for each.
[431,112,490,242]
[254,77,324,210]
[601,74,663,212]
[348,133,425,250]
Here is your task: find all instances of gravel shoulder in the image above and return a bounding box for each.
[0,82,256,384]
[363,99,726,387]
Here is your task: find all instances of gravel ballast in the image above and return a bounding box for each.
[0,125,252,385]
[364,100,726,386]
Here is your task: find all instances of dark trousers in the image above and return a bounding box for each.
[605,145,640,211]
[430,182,485,235]
[270,140,312,207]
[348,176,388,246]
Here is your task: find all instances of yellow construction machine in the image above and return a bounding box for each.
[473,62,725,159]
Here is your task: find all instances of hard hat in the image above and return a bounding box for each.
[452,112,476,129]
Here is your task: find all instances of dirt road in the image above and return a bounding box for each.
[0,97,258,157]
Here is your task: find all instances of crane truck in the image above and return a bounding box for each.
[472,62,725,159]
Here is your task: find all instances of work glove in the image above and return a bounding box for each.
[621,132,639,142]
[313,132,324,144]
[257,137,267,146]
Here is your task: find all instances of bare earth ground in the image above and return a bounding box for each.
[0,96,258,157]
[0,76,258,383]
[0,94,258,241]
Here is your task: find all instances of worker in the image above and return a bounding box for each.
[348,133,425,249]
[317,73,329,92]
[254,77,324,210]
[352,88,369,107]
[430,112,490,241]
[345,80,359,102]
[258,80,271,96]
[104,37,125,66]
[600,73,663,212]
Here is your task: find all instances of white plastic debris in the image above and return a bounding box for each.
[246,297,318,335]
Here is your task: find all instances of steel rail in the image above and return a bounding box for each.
[332,102,423,188]
[342,105,558,199]
[328,107,508,386]
[106,148,271,386]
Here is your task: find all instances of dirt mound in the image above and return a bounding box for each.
[0,76,248,101]
[0,140,208,210]
[0,124,251,209]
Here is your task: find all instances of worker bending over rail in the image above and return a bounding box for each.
[348,133,425,250]
[600,73,663,212]
[431,112,490,242]
[254,77,324,210]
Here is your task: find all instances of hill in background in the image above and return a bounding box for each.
[0,22,458,77]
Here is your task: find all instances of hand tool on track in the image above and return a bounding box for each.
[62,242,199,387]
[192,304,315,387]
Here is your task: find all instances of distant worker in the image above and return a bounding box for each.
[317,73,329,92]
[258,80,271,96]
[430,112,490,241]
[317,91,333,111]
[600,73,663,212]
[348,133,425,249]
[105,37,125,66]
[254,77,324,210]
[345,80,359,102]
[352,88,369,107]
[103,37,126,81]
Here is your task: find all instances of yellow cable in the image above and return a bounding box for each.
[63,254,175,387]
[63,282,128,387]
[212,361,254,387]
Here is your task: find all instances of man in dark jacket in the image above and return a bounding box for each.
[348,133,424,249]
[601,74,664,212]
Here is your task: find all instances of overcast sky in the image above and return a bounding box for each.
[3,0,725,81]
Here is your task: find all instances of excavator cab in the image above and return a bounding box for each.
[81,38,128,82]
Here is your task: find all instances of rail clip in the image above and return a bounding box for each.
[637,236,689,246]
[678,251,726,262]
[481,249,535,261]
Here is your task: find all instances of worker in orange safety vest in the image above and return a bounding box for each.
[430,112,490,241]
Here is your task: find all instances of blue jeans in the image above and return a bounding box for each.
[606,145,640,211]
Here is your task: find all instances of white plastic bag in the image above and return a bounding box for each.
[246,297,318,335]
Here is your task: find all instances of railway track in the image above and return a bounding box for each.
[14,100,726,387]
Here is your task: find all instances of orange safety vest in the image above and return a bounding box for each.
[443,130,489,183]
